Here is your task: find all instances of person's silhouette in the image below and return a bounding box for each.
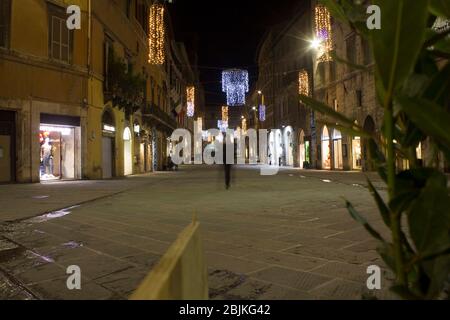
[223,140,231,189]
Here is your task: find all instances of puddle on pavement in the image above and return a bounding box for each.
[32,196,50,200]
[25,205,80,224]
[0,206,86,299]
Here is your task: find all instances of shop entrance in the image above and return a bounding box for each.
[299,130,305,169]
[284,127,294,166]
[123,127,133,176]
[102,110,116,179]
[333,129,343,170]
[352,136,362,170]
[0,110,15,183]
[39,114,81,181]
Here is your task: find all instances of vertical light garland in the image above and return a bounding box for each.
[149,4,165,65]
[197,117,203,131]
[242,118,247,132]
[315,5,333,62]
[298,70,309,96]
[187,86,195,117]
[259,104,266,122]
[222,106,229,123]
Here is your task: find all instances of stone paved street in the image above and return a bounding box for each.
[0,166,397,300]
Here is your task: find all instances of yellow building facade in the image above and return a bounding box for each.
[0,0,191,183]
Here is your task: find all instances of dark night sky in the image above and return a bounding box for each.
[169,0,303,109]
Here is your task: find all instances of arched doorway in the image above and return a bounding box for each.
[269,129,282,166]
[102,110,116,179]
[333,129,343,170]
[363,116,376,171]
[321,126,331,170]
[299,130,306,169]
[123,127,133,176]
[284,126,294,166]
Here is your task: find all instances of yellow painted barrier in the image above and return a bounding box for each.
[130,220,209,300]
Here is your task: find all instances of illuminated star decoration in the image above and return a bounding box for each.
[187,86,195,117]
[298,70,309,96]
[222,69,249,106]
[149,4,165,65]
[259,104,266,122]
[315,5,333,62]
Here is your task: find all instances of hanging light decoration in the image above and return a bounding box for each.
[222,69,249,106]
[186,86,195,117]
[298,70,309,96]
[148,4,165,65]
[259,104,266,122]
[222,106,229,123]
[242,117,247,132]
[315,5,333,62]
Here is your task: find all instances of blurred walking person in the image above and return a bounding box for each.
[223,137,232,189]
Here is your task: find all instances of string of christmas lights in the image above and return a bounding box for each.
[259,104,266,122]
[298,69,309,96]
[197,117,203,131]
[187,86,195,117]
[242,117,247,132]
[315,5,333,62]
[222,69,249,106]
[149,4,165,65]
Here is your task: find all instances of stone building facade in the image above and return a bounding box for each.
[312,2,379,172]
[249,0,314,168]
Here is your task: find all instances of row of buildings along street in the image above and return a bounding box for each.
[0,0,205,183]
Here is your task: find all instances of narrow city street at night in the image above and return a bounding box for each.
[1,166,395,300]
[1,0,449,311]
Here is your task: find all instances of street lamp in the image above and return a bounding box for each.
[309,38,322,50]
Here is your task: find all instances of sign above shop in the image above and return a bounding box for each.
[103,125,116,133]
[40,125,72,136]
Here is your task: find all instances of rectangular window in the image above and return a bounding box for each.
[346,34,356,69]
[329,61,336,82]
[356,90,363,107]
[48,4,72,63]
[104,34,114,91]
[363,39,373,65]
[126,0,132,18]
[0,0,11,48]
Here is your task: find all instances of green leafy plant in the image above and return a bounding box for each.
[107,49,146,117]
[300,0,450,299]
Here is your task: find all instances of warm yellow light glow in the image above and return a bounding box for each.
[299,69,309,96]
[222,106,229,122]
[187,86,195,117]
[315,5,333,62]
[149,4,165,65]
[242,118,247,132]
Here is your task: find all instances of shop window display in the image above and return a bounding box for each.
[39,126,76,181]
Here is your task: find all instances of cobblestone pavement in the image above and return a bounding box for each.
[0,166,397,300]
